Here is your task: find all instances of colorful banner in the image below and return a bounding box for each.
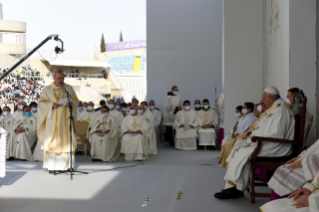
[105,40,146,52]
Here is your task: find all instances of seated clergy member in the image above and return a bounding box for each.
[218,102,258,167]
[83,102,88,112]
[120,103,128,117]
[149,100,162,144]
[197,99,218,147]
[138,104,157,155]
[174,100,200,150]
[29,101,38,119]
[0,106,15,140]
[214,86,295,199]
[221,106,244,147]
[89,106,120,162]
[261,170,319,212]
[78,101,97,127]
[6,106,37,160]
[94,100,106,113]
[194,99,202,116]
[120,105,150,161]
[12,100,24,119]
[76,101,84,120]
[164,85,182,146]
[108,99,124,126]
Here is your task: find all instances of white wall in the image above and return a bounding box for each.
[223,0,263,134]
[147,0,223,112]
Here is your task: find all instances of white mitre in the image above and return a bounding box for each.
[264,86,279,95]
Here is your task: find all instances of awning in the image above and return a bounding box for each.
[48,60,110,68]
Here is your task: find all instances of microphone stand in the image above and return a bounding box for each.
[55,89,88,179]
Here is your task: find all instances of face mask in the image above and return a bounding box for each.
[122,108,127,111]
[102,112,108,117]
[235,112,241,118]
[257,105,262,112]
[184,106,191,111]
[25,112,32,117]
[116,106,121,110]
[88,106,93,111]
[31,107,37,112]
[242,108,248,115]
[138,109,144,115]
[78,106,83,111]
[108,104,114,109]
[195,104,201,109]
[127,107,130,111]
[144,105,148,109]
[203,105,209,110]
[149,106,155,110]
[130,109,136,115]
[173,91,178,95]
[84,107,87,111]
[18,105,23,110]
[3,111,9,117]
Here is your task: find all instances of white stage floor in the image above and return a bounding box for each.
[0,145,268,212]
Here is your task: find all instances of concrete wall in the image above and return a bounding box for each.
[223,0,263,133]
[147,0,223,112]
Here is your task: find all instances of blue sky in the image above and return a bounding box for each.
[1,0,146,52]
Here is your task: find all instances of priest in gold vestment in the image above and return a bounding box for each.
[37,71,79,173]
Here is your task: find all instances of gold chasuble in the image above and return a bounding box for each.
[37,83,79,154]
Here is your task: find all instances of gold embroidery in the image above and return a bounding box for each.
[131,121,139,129]
[267,113,273,118]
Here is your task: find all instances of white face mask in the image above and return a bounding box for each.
[122,108,127,111]
[257,105,262,112]
[184,106,191,111]
[102,112,108,117]
[3,111,9,117]
[130,109,136,115]
[242,108,248,115]
[88,106,93,111]
[83,107,87,111]
[31,107,37,112]
[138,109,144,115]
[127,107,130,111]
[78,106,83,111]
[108,104,114,109]
[203,105,209,110]
[144,105,147,109]
[195,104,201,109]
[116,105,121,110]
[18,105,23,110]
[235,112,241,118]
[149,106,155,110]
[173,91,178,95]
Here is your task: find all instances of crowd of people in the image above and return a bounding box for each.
[1,69,319,211]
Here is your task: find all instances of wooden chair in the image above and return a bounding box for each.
[304,115,313,143]
[75,119,90,159]
[249,96,307,203]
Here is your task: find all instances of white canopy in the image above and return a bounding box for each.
[48,60,110,68]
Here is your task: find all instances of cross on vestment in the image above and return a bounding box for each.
[184,114,190,123]
[203,114,209,125]
[99,139,103,146]
[87,117,92,122]
[131,121,139,130]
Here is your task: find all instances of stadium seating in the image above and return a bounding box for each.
[108,54,146,72]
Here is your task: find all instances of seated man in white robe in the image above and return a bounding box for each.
[76,101,84,120]
[12,100,24,119]
[83,102,88,112]
[78,101,97,128]
[0,106,15,141]
[108,99,124,127]
[194,99,202,116]
[197,99,218,147]
[94,100,106,113]
[29,102,38,119]
[149,100,162,145]
[6,106,37,161]
[120,103,128,117]
[138,104,157,155]
[221,105,244,147]
[174,100,200,150]
[120,105,150,161]
[214,86,295,199]
[261,170,319,212]
[90,106,120,162]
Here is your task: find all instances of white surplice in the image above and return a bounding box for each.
[221,115,245,147]
[237,112,258,134]
[142,109,158,155]
[109,109,124,127]
[76,108,84,120]
[78,111,97,127]
[163,94,182,126]
[12,110,23,119]
[150,108,161,145]
[0,115,15,141]
[120,114,150,161]
[6,116,37,160]
[261,170,319,212]
[224,101,295,191]
[89,116,120,162]
[174,109,200,150]
[197,108,218,146]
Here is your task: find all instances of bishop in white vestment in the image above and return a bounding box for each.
[214,86,295,199]
[90,106,120,162]
[197,99,218,146]
[6,106,37,160]
[120,106,150,161]
[174,100,200,150]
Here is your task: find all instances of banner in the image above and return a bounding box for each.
[105,40,146,52]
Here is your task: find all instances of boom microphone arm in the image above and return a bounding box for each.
[0,34,64,81]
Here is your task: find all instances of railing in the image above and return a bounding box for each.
[72,84,105,103]
[63,72,105,80]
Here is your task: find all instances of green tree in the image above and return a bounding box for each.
[100,34,106,52]
[119,31,123,42]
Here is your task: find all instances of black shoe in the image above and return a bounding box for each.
[214,187,244,199]
[6,157,14,161]
[49,170,56,174]
[92,158,101,161]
